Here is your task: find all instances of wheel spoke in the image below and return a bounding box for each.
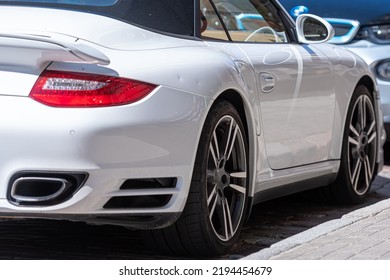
[359,97,367,129]
[363,162,369,190]
[368,131,377,144]
[350,123,360,137]
[210,131,219,167]
[207,168,215,182]
[223,199,234,239]
[207,184,218,206]
[366,120,376,136]
[228,183,246,194]
[348,136,359,147]
[212,131,220,158]
[226,125,239,160]
[219,199,229,240]
[351,160,362,192]
[223,118,238,160]
[230,171,247,179]
[209,190,219,218]
[364,155,373,183]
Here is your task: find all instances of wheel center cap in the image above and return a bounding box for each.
[216,158,230,189]
[216,170,230,188]
[221,174,229,184]
[360,134,368,146]
[358,133,369,159]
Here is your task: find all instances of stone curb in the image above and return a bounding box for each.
[243,198,390,260]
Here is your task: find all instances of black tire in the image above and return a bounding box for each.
[144,101,249,256]
[324,85,378,204]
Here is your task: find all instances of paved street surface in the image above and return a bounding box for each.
[245,167,390,260]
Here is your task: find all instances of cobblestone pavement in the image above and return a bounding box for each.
[244,167,390,260]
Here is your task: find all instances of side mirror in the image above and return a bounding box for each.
[296,14,335,44]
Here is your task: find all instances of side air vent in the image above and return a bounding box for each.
[103,177,177,209]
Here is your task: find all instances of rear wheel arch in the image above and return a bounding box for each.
[143,91,257,256]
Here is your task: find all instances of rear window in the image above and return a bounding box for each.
[0,0,195,36]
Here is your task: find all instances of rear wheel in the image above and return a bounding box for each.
[144,101,249,256]
[325,85,377,204]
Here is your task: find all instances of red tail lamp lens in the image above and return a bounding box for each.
[30,70,157,107]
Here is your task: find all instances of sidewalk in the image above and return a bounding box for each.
[244,170,390,260]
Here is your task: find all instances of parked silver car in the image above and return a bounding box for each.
[0,0,385,256]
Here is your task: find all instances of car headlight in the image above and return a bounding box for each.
[356,24,390,44]
[375,60,390,81]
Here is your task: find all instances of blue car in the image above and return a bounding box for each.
[278,0,390,140]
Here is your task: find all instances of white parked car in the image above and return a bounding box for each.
[0,0,385,256]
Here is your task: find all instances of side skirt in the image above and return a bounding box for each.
[253,161,340,204]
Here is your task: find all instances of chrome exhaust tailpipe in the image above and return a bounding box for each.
[10,177,71,204]
[7,172,88,206]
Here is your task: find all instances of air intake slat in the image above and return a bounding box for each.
[103,195,172,209]
[106,188,179,197]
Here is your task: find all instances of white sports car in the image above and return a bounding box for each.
[0,0,385,256]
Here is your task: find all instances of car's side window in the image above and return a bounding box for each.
[201,0,288,43]
[200,0,230,41]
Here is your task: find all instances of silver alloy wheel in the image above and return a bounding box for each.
[347,94,377,195]
[206,115,247,242]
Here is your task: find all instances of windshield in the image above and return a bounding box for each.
[0,0,195,36]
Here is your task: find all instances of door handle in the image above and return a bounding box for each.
[259,73,275,93]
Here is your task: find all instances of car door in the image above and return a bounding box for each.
[201,0,336,170]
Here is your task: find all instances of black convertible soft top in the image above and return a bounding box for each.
[0,0,195,36]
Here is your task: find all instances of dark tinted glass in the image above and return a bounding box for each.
[0,0,195,36]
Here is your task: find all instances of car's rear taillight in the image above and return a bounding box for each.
[29,70,157,107]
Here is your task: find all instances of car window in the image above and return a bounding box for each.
[201,0,288,43]
[0,0,195,36]
[200,0,230,41]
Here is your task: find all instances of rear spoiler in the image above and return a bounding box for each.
[0,30,110,66]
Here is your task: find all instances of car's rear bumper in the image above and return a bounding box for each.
[0,87,209,229]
